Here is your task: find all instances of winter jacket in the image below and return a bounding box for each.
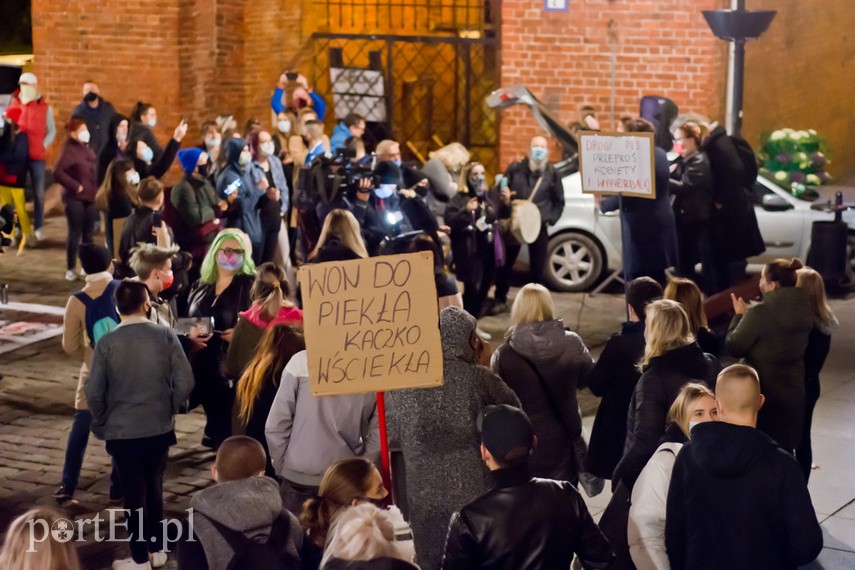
[445,187,499,284]
[665,422,822,570]
[0,129,28,187]
[613,342,718,490]
[225,304,303,379]
[492,320,594,480]
[628,442,683,570]
[8,96,55,160]
[669,151,713,226]
[53,138,98,203]
[86,317,194,440]
[178,476,303,570]
[97,113,130,185]
[72,96,117,156]
[329,121,352,151]
[442,464,615,570]
[600,147,678,282]
[62,272,114,410]
[217,137,264,245]
[586,320,646,479]
[725,286,813,451]
[265,350,380,486]
[171,173,225,255]
[502,159,565,226]
[385,307,520,569]
[310,236,363,263]
[702,126,765,262]
[117,205,175,272]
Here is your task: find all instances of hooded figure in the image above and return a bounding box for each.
[216,137,264,252]
[666,421,822,569]
[97,113,129,185]
[385,307,520,569]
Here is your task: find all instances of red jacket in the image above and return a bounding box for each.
[9,97,50,161]
[53,138,97,204]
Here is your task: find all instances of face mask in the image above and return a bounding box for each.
[84,92,98,103]
[19,85,38,104]
[196,164,208,178]
[375,184,396,199]
[77,130,91,144]
[141,146,154,163]
[126,170,141,185]
[205,136,221,149]
[159,269,174,291]
[216,250,244,272]
[531,147,548,162]
[238,151,252,166]
[689,421,700,431]
[260,141,275,157]
[116,132,127,143]
[357,496,387,508]
[392,158,402,168]
[147,118,157,128]
[470,175,486,194]
[277,120,291,134]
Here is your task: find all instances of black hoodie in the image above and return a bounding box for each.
[666,421,822,570]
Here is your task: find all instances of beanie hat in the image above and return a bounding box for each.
[477,404,535,464]
[3,106,23,125]
[18,72,37,86]
[177,148,204,175]
[78,243,113,275]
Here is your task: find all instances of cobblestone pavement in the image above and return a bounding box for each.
[0,216,626,568]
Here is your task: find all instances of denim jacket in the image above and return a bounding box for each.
[85,317,194,441]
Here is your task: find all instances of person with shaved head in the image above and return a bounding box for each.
[664,364,822,570]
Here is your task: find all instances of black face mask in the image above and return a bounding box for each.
[84,92,98,103]
[196,164,208,178]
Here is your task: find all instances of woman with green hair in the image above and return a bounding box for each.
[187,228,256,449]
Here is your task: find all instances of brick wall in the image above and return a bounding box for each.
[498,0,729,168]
[743,0,855,180]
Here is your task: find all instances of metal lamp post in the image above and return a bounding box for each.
[703,1,776,137]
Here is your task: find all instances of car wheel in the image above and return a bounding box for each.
[543,232,604,292]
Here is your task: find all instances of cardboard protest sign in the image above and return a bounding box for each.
[297,251,444,396]
[579,132,656,199]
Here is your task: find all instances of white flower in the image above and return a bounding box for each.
[774,171,788,182]
[806,174,821,185]
[769,130,786,141]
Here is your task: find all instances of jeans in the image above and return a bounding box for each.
[29,159,46,230]
[61,409,121,495]
[281,479,319,517]
[64,199,98,270]
[107,435,171,563]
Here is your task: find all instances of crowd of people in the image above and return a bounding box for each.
[0,70,839,570]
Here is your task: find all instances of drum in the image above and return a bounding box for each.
[510,200,542,244]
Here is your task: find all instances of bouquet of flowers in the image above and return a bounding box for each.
[758,128,832,198]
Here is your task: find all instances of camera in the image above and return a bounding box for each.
[298,150,378,208]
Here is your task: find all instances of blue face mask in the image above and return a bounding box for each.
[392,159,402,168]
[147,118,157,128]
[375,184,396,199]
[216,251,244,272]
[141,146,154,163]
[531,147,548,162]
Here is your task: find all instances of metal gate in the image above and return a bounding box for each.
[309,32,499,173]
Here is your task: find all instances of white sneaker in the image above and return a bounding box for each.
[149,552,168,568]
[111,558,152,570]
[34,228,45,241]
[65,270,77,281]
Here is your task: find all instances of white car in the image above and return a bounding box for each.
[488,85,855,292]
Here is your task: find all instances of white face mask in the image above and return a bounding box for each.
[238,150,252,166]
[77,130,91,144]
[116,132,127,143]
[126,170,141,185]
[140,145,154,163]
[147,117,157,128]
[19,85,38,104]
[205,136,221,149]
[260,141,275,157]
[277,120,291,134]
[689,421,700,431]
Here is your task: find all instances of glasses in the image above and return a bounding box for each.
[219,248,244,256]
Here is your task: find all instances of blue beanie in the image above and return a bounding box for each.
[177,148,204,175]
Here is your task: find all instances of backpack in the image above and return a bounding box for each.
[73,279,121,348]
[730,135,759,187]
[207,514,298,570]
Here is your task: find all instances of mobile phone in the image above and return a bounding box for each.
[224,179,241,196]
[285,72,298,81]
[152,211,162,226]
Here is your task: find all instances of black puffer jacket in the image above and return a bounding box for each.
[501,159,565,226]
[442,464,614,570]
[612,342,719,490]
[669,151,714,226]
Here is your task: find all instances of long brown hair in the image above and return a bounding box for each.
[638,299,695,371]
[764,257,803,287]
[664,277,708,332]
[300,458,379,547]
[311,209,369,260]
[797,267,835,328]
[95,158,137,212]
[250,262,292,322]
[236,324,304,423]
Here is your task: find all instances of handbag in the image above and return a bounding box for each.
[512,347,605,497]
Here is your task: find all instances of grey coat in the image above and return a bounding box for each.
[86,318,194,441]
[386,307,520,570]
